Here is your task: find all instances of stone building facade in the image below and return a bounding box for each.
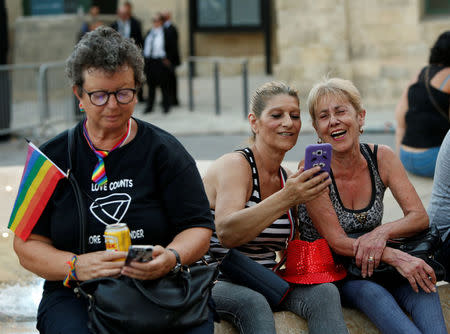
[5,0,450,109]
[274,0,450,108]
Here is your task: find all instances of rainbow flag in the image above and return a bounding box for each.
[8,142,66,241]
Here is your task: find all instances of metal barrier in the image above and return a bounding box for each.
[187,57,249,119]
[0,63,40,136]
[0,62,73,139]
[38,61,74,138]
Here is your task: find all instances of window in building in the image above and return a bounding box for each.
[23,0,117,16]
[424,0,450,15]
[194,0,262,31]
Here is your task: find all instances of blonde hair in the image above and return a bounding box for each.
[250,81,299,118]
[307,77,363,124]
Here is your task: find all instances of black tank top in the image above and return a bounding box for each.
[402,65,450,148]
[298,144,386,241]
[209,148,294,269]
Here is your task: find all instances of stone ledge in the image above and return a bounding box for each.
[214,283,450,334]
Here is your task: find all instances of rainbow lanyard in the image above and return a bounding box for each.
[82,119,131,186]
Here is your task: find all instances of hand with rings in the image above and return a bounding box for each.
[353,229,388,278]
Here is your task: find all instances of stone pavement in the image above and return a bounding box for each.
[0,74,431,333]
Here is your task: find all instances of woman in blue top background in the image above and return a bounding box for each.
[395,30,450,177]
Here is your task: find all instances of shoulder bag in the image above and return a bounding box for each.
[344,225,446,283]
[66,126,219,334]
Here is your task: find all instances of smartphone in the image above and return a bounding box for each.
[125,245,154,265]
[304,143,332,175]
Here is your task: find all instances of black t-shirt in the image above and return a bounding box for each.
[33,118,214,290]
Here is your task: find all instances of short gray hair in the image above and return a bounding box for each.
[65,26,145,95]
[307,77,363,124]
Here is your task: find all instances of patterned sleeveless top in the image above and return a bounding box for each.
[209,147,294,269]
[298,144,386,241]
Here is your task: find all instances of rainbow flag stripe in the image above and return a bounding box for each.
[8,142,66,241]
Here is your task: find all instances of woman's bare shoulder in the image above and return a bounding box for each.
[203,152,250,181]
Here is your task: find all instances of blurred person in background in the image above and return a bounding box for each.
[395,31,450,177]
[143,14,173,114]
[78,5,102,41]
[162,11,180,107]
[427,129,450,281]
[111,1,144,102]
[0,0,7,65]
[111,2,143,48]
[0,0,11,141]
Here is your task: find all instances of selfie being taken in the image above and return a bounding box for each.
[1,2,449,334]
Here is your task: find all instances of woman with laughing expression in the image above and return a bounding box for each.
[298,77,447,334]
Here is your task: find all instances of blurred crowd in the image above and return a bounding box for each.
[78,2,180,115]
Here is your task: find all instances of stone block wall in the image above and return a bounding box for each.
[274,0,450,111]
[7,0,449,99]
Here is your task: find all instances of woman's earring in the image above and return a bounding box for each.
[317,137,323,144]
[359,127,364,135]
[79,103,85,112]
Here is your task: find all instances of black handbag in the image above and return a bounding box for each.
[344,226,446,282]
[219,248,290,307]
[66,126,218,333]
[74,266,217,334]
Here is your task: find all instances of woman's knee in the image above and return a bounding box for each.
[213,282,272,317]
[341,280,392,308]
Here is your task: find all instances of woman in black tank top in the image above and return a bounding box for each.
[203,81,349,334]
[305,77,446,334]
[395,30,450,177]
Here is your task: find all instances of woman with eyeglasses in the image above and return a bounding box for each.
[13,26,215,334]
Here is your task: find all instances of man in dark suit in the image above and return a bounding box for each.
[111,2,144,101]
[111,2,143,47]
[143,14,175,114]
[162,11,180,106]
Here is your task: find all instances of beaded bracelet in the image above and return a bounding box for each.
[63,255,78,288]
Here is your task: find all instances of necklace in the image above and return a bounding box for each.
[83,118,131,186]
[353,212,368,224]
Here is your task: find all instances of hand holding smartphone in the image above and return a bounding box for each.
[304,143,332,175]
[125,245,154,265]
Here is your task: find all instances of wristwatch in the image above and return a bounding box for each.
[167,248,182,274]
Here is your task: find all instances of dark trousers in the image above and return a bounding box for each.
[37,288,215,334]
[168,68,179,105]
[145,58,171,113]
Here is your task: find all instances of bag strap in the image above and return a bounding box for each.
[279,167,295,242]
[424,66,450,123]
[67,126,88,254]
[272,167,296,272]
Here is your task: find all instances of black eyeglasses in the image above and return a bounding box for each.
[82,87,136,106]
